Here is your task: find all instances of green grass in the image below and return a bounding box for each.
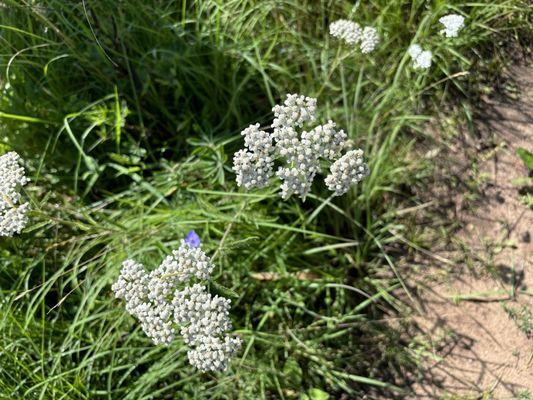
[0,0,529,398]
[502,302,533,338]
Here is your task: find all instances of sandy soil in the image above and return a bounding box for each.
[410,64,533,399]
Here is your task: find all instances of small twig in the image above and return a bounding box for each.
[417,71,470,95]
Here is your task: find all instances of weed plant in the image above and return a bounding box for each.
[0,0,529,398]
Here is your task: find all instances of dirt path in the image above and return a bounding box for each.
[411,64,532,399]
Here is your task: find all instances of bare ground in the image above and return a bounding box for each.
[409,64,533,399]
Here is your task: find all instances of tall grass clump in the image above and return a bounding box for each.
[0,0,529,398]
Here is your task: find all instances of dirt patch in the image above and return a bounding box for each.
[410,64,533,399]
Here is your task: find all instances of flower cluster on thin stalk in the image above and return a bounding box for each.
[408,13,465,71]
[0,152,29,237]
[232,94,369,200]
[408,44,432,70]
[112,231,242,372]
[329,19,379,53]
[439,14,465,38]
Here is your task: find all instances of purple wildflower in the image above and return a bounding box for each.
[185,230,201,248]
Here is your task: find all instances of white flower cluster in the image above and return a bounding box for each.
[0,152,29,237]
[188,335,243,372]
[439,14,465,38]
[112,240,242,372]
[408,44,432,69]
[158,244,214,282]
[325,149,369,196]
[233,94,369,199]
[272,94,317,129]
[406,14,464,72]
[329,20,379,53]
[276,167,316,200]
[173,284,232,345]
[329,20,362,45]
[233,124,274,190]
[360,27,380,54]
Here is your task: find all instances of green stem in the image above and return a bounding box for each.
[0,111,51,124]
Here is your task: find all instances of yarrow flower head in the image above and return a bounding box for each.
[241,123,273,154]
[301,120,348,161]
[187,335,243,372]
[329,19,362,45]
[157,239,214,283]
[112,235,242,372]
[329,19,379,53]
[360,27,380,54]
[408,44,432,70]
[0,152,29,237]
[439,14,465,38]
[325,149,369,196]
[276,167,316,200]
[232,123,275,190]
[233,94,369,200]
[233,149,274,190]
[272,94,317,129]
[172,284,232,345]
